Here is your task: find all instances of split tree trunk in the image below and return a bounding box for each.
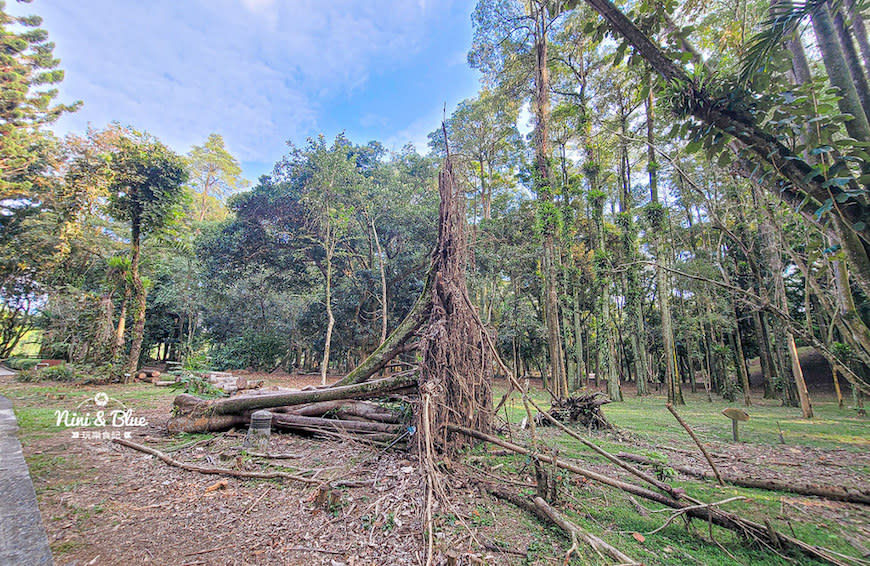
[418,156,493,454]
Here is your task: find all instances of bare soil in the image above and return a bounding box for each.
[6,371,869,565]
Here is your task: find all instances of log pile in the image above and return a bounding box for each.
[134,369,162,382]
[166,373,416,445]
[536,392,612,430]
[203,371,263,394]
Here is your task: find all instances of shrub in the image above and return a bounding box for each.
[209,331,286,371]
[5,357,40,370]
[15,363,76,383]
[38,363,76,381]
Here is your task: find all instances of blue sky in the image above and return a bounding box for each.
[9,0,482,181]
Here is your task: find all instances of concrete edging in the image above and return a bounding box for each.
[0,395,54,565]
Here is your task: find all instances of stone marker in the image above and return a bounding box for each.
[722,407,750,442]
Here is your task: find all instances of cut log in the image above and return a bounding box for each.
[206,374,263,394]
[618,453,870,506]
[170,373,417,418]
[285,400,403,423]
[135,369,161,381]
[272,414,401,435]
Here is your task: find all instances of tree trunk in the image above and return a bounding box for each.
[532,1,566,399]
[126,222,147,381]
[418,157,493,453]
[618,86,648,398]
[112,287,129,359]
[844,0,870,70]
[813,4,870,146]
[573,289,586,390]
[733,306,752,406]
[833,7,870,123]
[320,245,335,386]
[370,215,389,346]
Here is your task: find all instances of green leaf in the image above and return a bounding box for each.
[810,145,834,155]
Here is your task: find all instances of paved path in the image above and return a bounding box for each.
[0,395,54,565]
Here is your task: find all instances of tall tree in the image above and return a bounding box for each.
[187,133,249,223]
[102,131,188,378]
[275,135,363,385]
[0,0,78,356]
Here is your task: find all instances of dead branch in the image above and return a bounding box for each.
[112,438,323,485]
[486,485,640,565]
[646,496,747,536]
[666,402,724,486]
[618,453,870,506]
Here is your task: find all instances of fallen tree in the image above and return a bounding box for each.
[166,373,417,433]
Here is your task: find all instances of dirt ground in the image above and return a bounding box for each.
[6,370,869,566]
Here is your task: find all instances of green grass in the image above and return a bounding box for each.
[0,381,175,443]
[487,386,869,564]
[498,387,870,452]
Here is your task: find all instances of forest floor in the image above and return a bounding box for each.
[0,370,868,566]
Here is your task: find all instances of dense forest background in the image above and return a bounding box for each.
[3,0,870,415]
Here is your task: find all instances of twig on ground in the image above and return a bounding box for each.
[244,486,272,514]
[646,497,747,536]
[246,451,301,459]
[283,546,346,555]
[183,544,236,557]
[113,438,323,485]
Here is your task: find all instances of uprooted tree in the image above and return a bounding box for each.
[162,154,855,566]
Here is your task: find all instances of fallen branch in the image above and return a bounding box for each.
[618,453,870,506]
[167,374,416,433]
[646,496,747,536]
[666,402,724,486]
[486,485,639,565]
[184,544,236,557]
[449,425,851,566]
[112,438,323,485]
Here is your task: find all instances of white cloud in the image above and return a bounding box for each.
[10,0,459,166]
[383,111,443,155]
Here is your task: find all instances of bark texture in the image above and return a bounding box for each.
[418,156,493,454]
